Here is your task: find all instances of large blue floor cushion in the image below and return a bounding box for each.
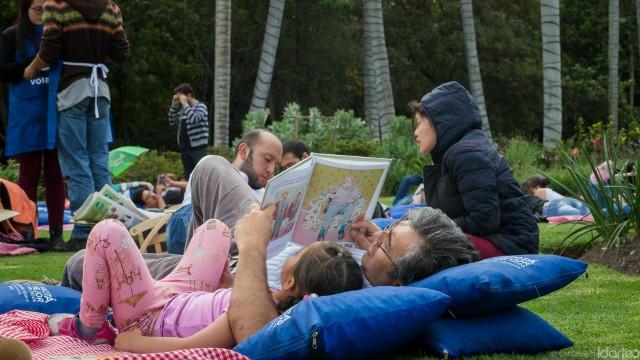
[0,283,81,315]
[422,306,573,358]
[410,255,588,316]
[234,286,451,360]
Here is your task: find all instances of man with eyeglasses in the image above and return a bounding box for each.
[228,205,480,342]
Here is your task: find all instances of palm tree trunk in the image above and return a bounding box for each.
[249,0,285,113]
[608,0,620,135]
[460,0,492,140]
[363,0,395,140]
[214,0,232,146]
[541,0,562,149]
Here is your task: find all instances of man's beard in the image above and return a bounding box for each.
[239,150,262,189]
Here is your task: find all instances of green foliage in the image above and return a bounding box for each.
[208,146,235,162]
[235,102,378,158]
[549,135,640,252]
[113,150,184,183]
[501,137,543,183]
[0,160,19,183]
[376,116,424,195]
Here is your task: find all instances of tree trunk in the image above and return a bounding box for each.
[608,0,620,135]
[460,0,492,140]
[541,0,562,149]
[214,0,232,146]
[363,0,395,140]
[249,0,285,113]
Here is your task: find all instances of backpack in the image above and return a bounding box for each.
[0,178,38,239]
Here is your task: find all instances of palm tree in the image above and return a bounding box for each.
[608,0,620,135]
[460,0,492,140]
[362,0,395,140]
[249,0,285,113]
[541,0,562,149]
[214,0,232,146]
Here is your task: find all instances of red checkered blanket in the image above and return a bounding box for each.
[0,310,248,360]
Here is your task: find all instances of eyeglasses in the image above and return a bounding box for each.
[372,220,399,270]
[29,6,43,14]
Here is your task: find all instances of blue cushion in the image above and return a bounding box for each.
[234,286,450,360]
[423,306,573,357]
[410,255,587,316]
[0,283,81,314]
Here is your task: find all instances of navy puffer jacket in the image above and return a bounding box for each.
[420,81,539,255]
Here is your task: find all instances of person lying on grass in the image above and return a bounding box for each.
[50,205,478,352]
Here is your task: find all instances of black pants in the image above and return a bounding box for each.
[180,145,208,179]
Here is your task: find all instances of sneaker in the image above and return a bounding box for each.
[317,228,325,241]
[49,313,117,345]
[337,224,346,240]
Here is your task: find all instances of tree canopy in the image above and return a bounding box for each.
[1,0,638,151]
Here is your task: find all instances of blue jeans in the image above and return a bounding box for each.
[57,97,111,239]
[393,175,423,205]
[542,198,590,217]
[166,203,193,254]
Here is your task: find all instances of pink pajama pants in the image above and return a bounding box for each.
[79,218,231,334]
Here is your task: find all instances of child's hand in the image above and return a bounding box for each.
[114,328,143,352]
[235,203,276,252]
[23,63,40,79]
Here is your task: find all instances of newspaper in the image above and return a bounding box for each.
[72,185,150,228]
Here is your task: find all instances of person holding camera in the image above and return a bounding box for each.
[168,83,209,179]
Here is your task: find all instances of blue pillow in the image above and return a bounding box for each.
[0,283,81,315]
[423,306,573,357]
[234,286,450,360]
[410,255,587,316]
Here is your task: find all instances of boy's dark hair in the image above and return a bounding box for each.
[276,242,363,312]
[282,140,310,160]
[521,175,550,195]
[174,83,194,96]
[131,188,146,208]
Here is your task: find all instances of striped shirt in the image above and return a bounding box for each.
[168,101,209,148]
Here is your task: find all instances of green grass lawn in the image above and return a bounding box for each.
[2,223,638,359]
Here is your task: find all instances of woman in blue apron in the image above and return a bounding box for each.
[0,0,65,247]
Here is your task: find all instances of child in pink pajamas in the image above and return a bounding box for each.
[52,218,233,344]
[52,214,364,352]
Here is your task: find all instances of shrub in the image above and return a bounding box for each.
[376,116,424,195]
[114,150,184,183]
[550,135,640,252]
[0,160,19,183]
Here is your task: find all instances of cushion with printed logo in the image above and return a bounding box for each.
[422,306,573,357]
[0,283,81,315]
[234,286,450,359]
[409,255,587,316]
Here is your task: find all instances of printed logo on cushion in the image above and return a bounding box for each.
[482,256,538,269]
[269,307,293,330]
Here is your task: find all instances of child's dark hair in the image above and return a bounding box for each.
[131,188,146,208]
[276,242,363,312]
[521,175,550,195]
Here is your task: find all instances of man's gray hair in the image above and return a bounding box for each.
[394,207,479,285]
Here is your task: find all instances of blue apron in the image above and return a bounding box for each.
[5,26,57,157]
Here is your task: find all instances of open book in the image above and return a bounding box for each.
[262,153,391,258]
[72,185,159,228]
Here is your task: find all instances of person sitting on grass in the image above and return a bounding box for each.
[49,205,363,352]
[410,81,539,258]
[521,175,590,218]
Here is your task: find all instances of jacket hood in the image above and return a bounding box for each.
[420,81,482,163]
[66,0,109,21]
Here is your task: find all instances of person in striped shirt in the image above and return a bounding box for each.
[168,83,209,179]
